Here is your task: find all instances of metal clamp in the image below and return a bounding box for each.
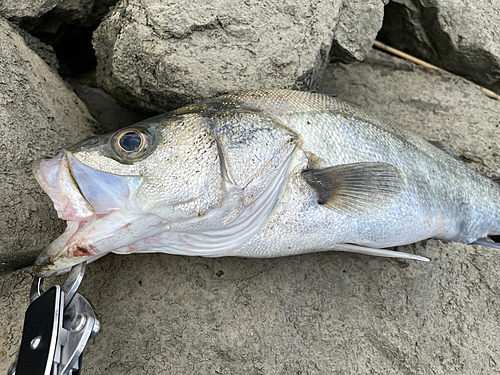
[8,262,100,375]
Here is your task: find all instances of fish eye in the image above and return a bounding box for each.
[112,127,152,161]
[119,132,142,152]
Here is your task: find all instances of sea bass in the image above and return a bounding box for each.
[33,90,500,276]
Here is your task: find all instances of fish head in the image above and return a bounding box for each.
[33,101,299,277]
[33,113,228,276]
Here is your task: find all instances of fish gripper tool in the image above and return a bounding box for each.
[8,262,100,375]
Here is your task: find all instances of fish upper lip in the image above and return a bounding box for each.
[33,151,97,275]
[33,150,95,221]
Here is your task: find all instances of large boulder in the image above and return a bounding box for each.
[378,0,500,94]
[93,0,390,113]
[0,16,99,274]
[3,49,500,374]
[93,0,344,112]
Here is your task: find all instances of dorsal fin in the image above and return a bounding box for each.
[302,162,406,214]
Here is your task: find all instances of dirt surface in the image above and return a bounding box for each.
[2,50,500,374]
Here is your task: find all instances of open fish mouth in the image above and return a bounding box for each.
[32,151,143,276]
[33,151,95,222]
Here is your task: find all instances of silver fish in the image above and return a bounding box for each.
[33,89,500,276]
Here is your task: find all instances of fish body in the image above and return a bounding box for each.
[33,90,500,276]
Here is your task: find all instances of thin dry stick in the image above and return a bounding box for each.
[373,40,500,101]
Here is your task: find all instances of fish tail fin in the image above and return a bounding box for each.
[471,235,500,250]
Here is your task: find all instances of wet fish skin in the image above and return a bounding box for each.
[197,90,500,259]
[33,90,500,276]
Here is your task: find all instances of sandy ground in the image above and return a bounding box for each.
[2,49,500,374]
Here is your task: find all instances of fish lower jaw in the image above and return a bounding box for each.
[33,211,167,275]
[33,241,99,277]
[33,252,72,277]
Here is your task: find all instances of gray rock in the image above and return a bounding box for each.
[0,16,99,274]
[73,84,152,132]
[0,0,118,43]
[378,0,500,94]
[93,0,344,112]
[3,49,500,374]
[14,24,59,70]
[0,0,57,23]
[330,0,388,63]
[30,0,118,43]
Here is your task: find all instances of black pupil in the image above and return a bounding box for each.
[119,132,142,152]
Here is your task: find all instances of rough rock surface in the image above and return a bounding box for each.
[3,49,500,374]
[330,0,388,63]
[93,0,343,112]
[14,24,60,70]
[0,16,99,273]
[0,0,118,43]
[72,83,152,132]
[378,0,500,94]
[0,0,57,22]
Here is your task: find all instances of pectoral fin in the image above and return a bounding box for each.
[301,162,406,214]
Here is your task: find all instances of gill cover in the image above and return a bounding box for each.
[211,109,298,205]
